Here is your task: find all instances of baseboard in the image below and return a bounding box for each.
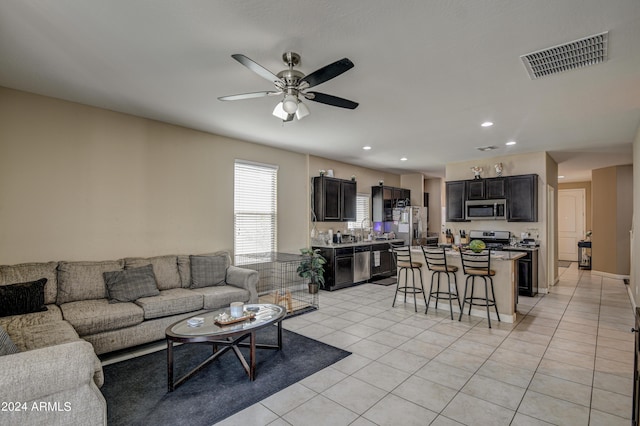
[590,270,630,280]
[626,284,637,311]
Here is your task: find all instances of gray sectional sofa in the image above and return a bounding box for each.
[0,251,259,426]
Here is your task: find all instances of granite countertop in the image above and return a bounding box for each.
[413,247,527,261]
[312,239,405,249]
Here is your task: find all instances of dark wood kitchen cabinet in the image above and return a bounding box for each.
[446,180,467,221]
[506,174,538,222]
[466,177,506,200]
[371,185,411,222]
[466,180,486,200]
[486,177,507,199]
[371,243,394,278]
[312,176,357,222]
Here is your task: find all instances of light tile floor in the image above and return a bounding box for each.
[215,263,636,426]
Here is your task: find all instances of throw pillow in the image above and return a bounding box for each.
[190,255,228,288]
[103,264,160,304]
[0,278,48,317]
[0,326,19,356]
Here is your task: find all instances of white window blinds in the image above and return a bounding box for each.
[234,160,278,255]
[348,194,370,230]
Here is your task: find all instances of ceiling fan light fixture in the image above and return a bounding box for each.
[295,101,310,120]
[272,102,289,120]
[282,94,298,114]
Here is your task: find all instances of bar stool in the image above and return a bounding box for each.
[421,246,460,319]
[459,249,500,328]
[391,245,426,312]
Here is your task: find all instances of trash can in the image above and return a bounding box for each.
[578,240,592,270]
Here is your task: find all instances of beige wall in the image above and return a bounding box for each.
[592,165,633,276]
[425,177,443,237]
[400,173,425,207]
[0,87,309,263]
[445,151,557,292]
[631,122,640,307]
[558,181,592,231]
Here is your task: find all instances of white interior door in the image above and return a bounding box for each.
[558,189,585,261]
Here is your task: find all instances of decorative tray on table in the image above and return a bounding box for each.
[214,311,256,326]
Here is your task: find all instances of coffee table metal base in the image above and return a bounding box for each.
[167,321,282,392]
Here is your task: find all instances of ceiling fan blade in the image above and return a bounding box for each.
[301,58,354,88]
[218,91,281,101]
[306,91,359,109]
[231,54,283,84]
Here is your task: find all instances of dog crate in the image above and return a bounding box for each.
[235,252,318,316]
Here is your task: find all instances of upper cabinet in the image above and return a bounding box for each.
[312,176,357,222]
[506,174,538,222]
[486,177,507,199]
[446,181,467,222]
[445,174,538,222]
[466,177,506,200]
[371,185,411,222]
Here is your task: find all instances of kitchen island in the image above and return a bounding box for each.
[410,247,526,323]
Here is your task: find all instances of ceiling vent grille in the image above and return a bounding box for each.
[520,31,608,80]
[477,146,498,152]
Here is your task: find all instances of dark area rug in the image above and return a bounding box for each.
[371,277,397,286]
[558,260,572,268]
[101,326,350,426]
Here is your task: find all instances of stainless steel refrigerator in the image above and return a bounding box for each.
[390,206,427,246]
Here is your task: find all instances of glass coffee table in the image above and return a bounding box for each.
[165,303,286,391]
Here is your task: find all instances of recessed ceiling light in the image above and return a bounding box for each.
[400,157,408,161]
[558,175,565,179]
[506,141,517,146]
[362,146,372,150]
[481,121,494,127]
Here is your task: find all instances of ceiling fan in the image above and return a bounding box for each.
[218,52,358,122]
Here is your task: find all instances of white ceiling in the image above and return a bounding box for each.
[1,1,639,182]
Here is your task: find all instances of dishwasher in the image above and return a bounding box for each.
[354,246,371,284]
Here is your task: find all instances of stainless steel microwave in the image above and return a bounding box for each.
[465,199,507,220]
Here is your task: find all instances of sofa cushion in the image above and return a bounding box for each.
[190,253,229,288]
[104,264,160,303]
[9,320,80,352]
[0,304,63,334]
[190,285,250,310]
[0,261,58,305]
[60,299,144,336]
[177,255,191,288]
[0,326,19,356]
[57,260,124,304]
[0,278,47,317]
[124,255,181,290]
[135,288,204,320]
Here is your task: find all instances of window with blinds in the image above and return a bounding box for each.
[348,194,371,230]
[234,160,278,255]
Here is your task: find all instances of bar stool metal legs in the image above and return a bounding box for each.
[391,246,426,313]
[421,245,460,320]
[458,249,500,328]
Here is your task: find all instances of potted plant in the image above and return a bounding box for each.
[297,248,326,294]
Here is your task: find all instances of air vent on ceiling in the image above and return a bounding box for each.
[477,146,498,152]
[520,31,608,80]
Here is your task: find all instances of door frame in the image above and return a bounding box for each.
[548,185,557,287]
[558,188,586,261]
